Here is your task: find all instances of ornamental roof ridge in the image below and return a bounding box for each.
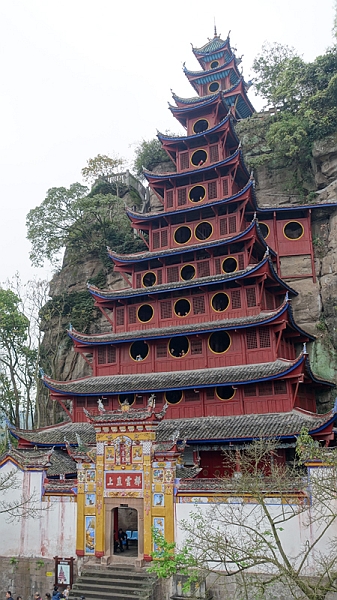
[183,52,237,77]
[0,446,54,469]
[192,34,230,56]
[9,421,96,447]
[83,394,169,423]
[157,114,233,142]
[171,91,219,105]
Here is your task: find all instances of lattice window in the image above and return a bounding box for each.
[238,254,244,270]
[157,270,162,285]
[208,181,217,200]
[178,188,187,206]
[274,380,287,395]
[244,384,256,397]
[258,327,271,348]
[180,152,189,170]
[246,329,258,349]
[229,215,236,234]
[197,260,210,278]
[98,347,106,364]
[246,288,257,307]
[107,346,116,363]
[222,178,229,196]
[153,231,160,249]
[128,306,137,324]
[215,258,221,274]
[161,230,168,247]
[206,388,214,399]
[259,382,273,396]
[116,307,125,326]
[166,190,174,208]
[156,344,167,358]
[210,144,219,163]
[220,218,228,236]
[193,296,205,314]
[185,390,199,401]
[231,290,241,309]
[167,266,179,282]
[160,300,172,319]
[136,274,141,288]
[191,339,203,355]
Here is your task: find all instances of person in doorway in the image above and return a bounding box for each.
[6,592,14,600]
[118,528,129,551]
[34,593,42,600]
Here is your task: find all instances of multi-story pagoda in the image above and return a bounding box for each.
[10,30,336,565]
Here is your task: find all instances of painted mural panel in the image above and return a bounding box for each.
[85,516,95,554]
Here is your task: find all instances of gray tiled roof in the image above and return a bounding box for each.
[11,422,96,447]
[176,465,202,479]
[0,447,53,469]
[44,480,77,494]
[47,449,77,476]
[43,358,299,396]
[156,409,334,443]
[70,307,283,344]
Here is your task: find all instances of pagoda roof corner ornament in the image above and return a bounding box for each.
[39,367,45,380]
[250,169,254,180]
[303,342,307,355]
[69,323,73,332]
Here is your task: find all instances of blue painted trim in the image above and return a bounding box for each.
[193,38,229,56]
[144,148,241,181]
[157,115,234,143]
[170,94,221,114]
[184,53,236,77]
[256,202,337,214]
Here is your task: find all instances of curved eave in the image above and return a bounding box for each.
[127,178,255,222]
[109,219,275,266]
[41,356,306,397]
[143,147,243,182]
[192,36,230,56]
[69,302,292,346]
[157,114,233,144]
[221,80,255,119]
[184,54,238,79]
[304,358,335,387]
[170,92,222,112]
[256,202,337,214]
[87,256,298,302]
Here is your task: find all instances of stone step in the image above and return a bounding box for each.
[72,581,151,592]
[80,570,153,581]
[70,565,155,600]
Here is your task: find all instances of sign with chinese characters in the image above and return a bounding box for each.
[105,471,143,491]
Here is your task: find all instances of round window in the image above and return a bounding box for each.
[222,257,238,273]
[216,386,236,401]
[210,60,219,69]
[138,304,154,323]
[169,336,189,358]
[181,264,196,281]
[130,340,149,361]
[283,221,304,240]
[165,390,183,405]
[209,81,220,92]
[211,292,230,312]
[174,299,191,317]
[195,222,213,241]
[189,185,206,203]
[174,226,192,244]
[191,149,207,167]
[209,331,231,354]
[193,119,209,134]
[142,272,156,287]
[259,223,270,239]
[119,394,135,406]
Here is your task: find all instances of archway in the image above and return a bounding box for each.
[105,497,144,565]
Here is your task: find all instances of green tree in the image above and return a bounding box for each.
[133,138,170,177]
[81,153,126,185]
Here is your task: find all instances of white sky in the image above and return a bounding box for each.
[0,0,334,286]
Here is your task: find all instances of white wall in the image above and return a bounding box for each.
[0,461,77,558]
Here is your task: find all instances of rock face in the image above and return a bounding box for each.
[40,142,337,424]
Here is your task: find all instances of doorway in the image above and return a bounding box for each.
[112,506,138,558]
[105,497,144,564]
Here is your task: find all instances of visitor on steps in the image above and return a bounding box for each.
[118,528,129,551]
[6,591,14,600]
[52,587,60,600]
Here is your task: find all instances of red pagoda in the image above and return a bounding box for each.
[15,30,336,562]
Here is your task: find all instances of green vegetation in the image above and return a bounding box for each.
[237,43,337,196]
[133,138,169,177]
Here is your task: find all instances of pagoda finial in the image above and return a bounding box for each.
[214,18,217,37]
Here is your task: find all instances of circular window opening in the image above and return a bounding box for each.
[216,386,236,401]
[130,340,149,361]
[259,223,270,239]
[169,336,189,358]
[222,257,238,273]
[195,221,213,241]
[191,149,207,167]
[174,226,192,244]
[181,264,196,281]
[165,390,183,405]
[209,81,220,92]
[189,185,206,203]
[119,393,135,406]
[174,299,191,317]
[138,304,154,323]
[212,292,230,312]
[284,221,304,240]
[193,119,209,134]
[209,331,231,354]
[210,60,219,69]
[142,272,156,287]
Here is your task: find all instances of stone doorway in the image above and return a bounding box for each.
[104,497,144,566]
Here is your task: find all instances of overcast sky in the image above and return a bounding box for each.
[0,0,334,288]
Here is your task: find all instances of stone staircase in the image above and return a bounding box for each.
[69,566,157,600]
